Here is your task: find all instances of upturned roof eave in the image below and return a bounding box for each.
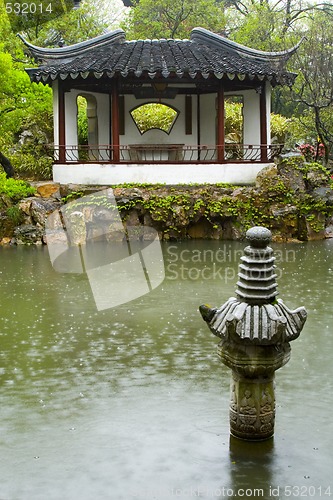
[191,28,303,62]
[18,29,126,61]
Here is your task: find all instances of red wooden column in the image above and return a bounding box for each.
[260,82,268,162]
[111,82,120,162]
[58,81,66,163]
[217,86,225,163]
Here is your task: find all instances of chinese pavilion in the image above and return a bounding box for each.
[21,28,297,185]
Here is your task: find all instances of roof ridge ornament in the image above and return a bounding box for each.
[190,27,302,61]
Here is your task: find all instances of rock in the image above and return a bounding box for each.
[173,205,189,226]
[271,204,298,218]
[306,212,326,241]
[0,237,11,245]
[188,218,214,239]
[306,169,330,189]
[324,225,333,238]
[231,187,245,198]
[35,182,61,199]
[312,187,333,205]
[66,211,87,245]
[30,198,62,227]
[124,210,141,227]
[14,224,44,245]
[255,164,278,189]
[0,214,15,240]
[0,194,12,209]
[18,198,34,215]
[93,207,116,222]
[270,204,300,241]
[276,155,306,193]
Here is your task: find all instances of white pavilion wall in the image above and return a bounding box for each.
[63,89,110,150]
[200,94,216,146]
[227,89,259,146]
[224,87,271,146]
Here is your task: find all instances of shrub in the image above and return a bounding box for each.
[298,143,325,162]
[0,172,36,201]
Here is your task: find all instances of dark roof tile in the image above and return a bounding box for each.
[21,27,298,86]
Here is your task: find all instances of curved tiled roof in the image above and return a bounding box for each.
[21,27,298,86]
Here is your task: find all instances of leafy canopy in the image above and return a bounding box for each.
[122,0,226,39]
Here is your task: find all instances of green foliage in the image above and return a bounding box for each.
[229,3,287,52]
[270,113,290,144]
[0,0,108,181]
[18,0,109,47]
[290,11,333,161]
[61,191,85,203]
[6,204,24,225]
[77,96,88,145]
[122,0,226,39]
[131,103,178,134]
[5,0,73,38]
[225,99,243,140]
[0,172,36,201]
[0,7,54,179]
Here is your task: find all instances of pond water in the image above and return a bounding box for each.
[0,239,333,500]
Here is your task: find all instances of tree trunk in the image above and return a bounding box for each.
[0,151,15,178]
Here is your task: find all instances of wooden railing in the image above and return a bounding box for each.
[51,144,284,163]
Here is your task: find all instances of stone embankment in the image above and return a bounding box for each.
[1,155,333,245]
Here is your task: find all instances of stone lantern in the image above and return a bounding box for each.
[199,226,307,441]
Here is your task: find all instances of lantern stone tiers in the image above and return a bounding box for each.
[200,227,307,441]
[21,29,299,185]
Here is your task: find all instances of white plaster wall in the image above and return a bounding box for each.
[64,89,110,147]
[53,162,270,185]
[242,90,261,146]
[200,94,216,146]
[65,90,78,147]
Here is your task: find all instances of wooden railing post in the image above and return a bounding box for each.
[58,82,66,163]
[111,82,120,162]
[260,83,268,162]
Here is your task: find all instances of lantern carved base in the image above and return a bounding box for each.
[218,340,291,440]
[230,373,275,441]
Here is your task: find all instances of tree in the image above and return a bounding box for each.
[291,10,333,162]
[0,46,54,178]
[16,0,126,47]
[121,0,226,39]
[227,0,333,43]
[0,151,14,177]
[0,0,111,178]
[5,0,74,41]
